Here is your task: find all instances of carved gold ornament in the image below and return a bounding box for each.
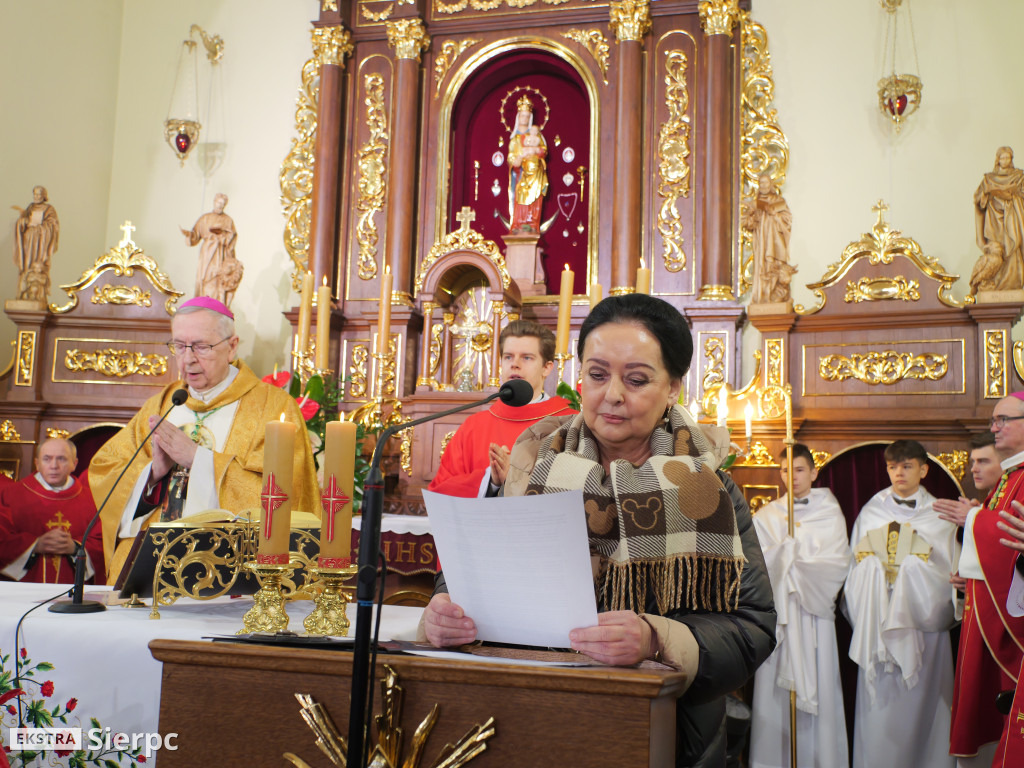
[818,350,948,386]
[985,329,1007,399]
[738,13,789,297]
[737,441,775,467]
[440,430,456,457]
[361,2,394,22]
[0,420,22,442]
[15,330,35,387]
[560,30,609,85]
[281,33,322,290]
[700,337,726,417]
[1012,341,1024,386]
[416,209,509,294]
[936,450,968,483]
[46,428,71,440]
[322,0,338,11]
[51,234,182,316]
[386,19,429,61]
[765,338,784,388]
[698,284,735,302]
[380,336,399,397]
[748,495,772,515]
[291,666,495,768]
[434,0,584,13]
[798,202,973,314]
[350,344,369,398]
[609,0,652,43]
[65,349,169,378]
[656,50,691,274]
[356,74,389,281]
[844,275,920,304]
[400,428,413,475]
[92,283,153,307]
[699,0,740,36]
[434,39,481,98]
[812,450,831,469]
[313,26,354,67]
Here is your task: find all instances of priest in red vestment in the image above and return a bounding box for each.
[0,438,104,584]
[428,320,574,497]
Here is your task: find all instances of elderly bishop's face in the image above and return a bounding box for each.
[171,310,238,392]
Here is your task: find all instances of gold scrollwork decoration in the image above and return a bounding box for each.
[737,441,775,467]
[699,0,740,36]
[560,30,609,85]
[609,0,651,43]
[429,323,443,378]
[322,0,338,10]
[440,430,456,457]
[812,450,831,469]
[0,420,22,442]
[281,37,321,290]
[65,349,169,378]
[380,337,399,397]
[349,344,369,398]
[356,74,389,281]
[434,39,481,98]
[699,338,726,416]
[985,329,1007,399]
[738,13,789,296]
[312,26,354,67]
[46,428,71,440]
[1013,341,1024,387]
[15,330,35,387]
[386,19,429,61]
[844,275,920,304]
[92,283,153,307]
[748,495,772,515]
[818,350,948,386]
[936,450,968,483]
[798,202,974,314]
[51,241,182,316]
[765,338,783,388]
[416,212,510,294]
[434,0,584,12]
[400,428,413,475]
[360,2,394,22]
[656,50,691,273]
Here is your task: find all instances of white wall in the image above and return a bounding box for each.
[0,0,124,361]
[3,0,1023,386]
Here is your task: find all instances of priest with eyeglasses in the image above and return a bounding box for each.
[88,297,318,583]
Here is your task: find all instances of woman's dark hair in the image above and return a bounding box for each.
[576,294,693,379]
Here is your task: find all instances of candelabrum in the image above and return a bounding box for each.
[239,561,297,634]
[350,343,403,430]
[292,337,335,389]
[554,351,570,386]
[303,563,358,636]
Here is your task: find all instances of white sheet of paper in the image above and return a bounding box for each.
[423,489,599,648]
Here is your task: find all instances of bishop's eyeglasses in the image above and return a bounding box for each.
[989,415,1024,428]
[166,337,232,358]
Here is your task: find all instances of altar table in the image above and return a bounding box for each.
[0,582,423,766]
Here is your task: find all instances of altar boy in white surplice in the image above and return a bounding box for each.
[750,444,851,768]
[843,439,958,768]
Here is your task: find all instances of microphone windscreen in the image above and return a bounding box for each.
[171,388,189,406]
[498,378,534,407]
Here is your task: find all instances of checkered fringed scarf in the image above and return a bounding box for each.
[524,405,744,614]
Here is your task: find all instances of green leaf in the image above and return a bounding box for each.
[91,716,102,731]
[720,453,737,471]
[288,372,302,398]
[303,374,325,404]
[105,759,121,768]
[51,705,59,717]
[555,381,582,412]
[35,662,54,671]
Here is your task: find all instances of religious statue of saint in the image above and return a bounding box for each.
[11,185,59,304]
[180,192,241,307]
[507,96,549,235]
[973,146,1024,292]
[742,173,797,304]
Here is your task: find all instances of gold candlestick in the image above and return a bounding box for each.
[303,564,357,636]
[554,351,570,386]
[239,561,296,634]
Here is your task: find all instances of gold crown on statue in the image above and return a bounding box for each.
[516,94,533,113]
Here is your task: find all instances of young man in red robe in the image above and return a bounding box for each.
[0,437,104,584]
[427,320,574,497]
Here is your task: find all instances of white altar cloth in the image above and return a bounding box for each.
[0,582,423,765]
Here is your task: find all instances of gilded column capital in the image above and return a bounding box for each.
[609,0,651,44]
[698,0,740,36]
[312,25,354,66]
[386,19,430,61]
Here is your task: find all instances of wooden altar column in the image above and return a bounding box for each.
[309,24,354,289]
[384,20,430,304]
[697,2,741,301]
[609,0,652,294]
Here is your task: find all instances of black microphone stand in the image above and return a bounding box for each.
[346,383,528,767]
[50,388,188,614]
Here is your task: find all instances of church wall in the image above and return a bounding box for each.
[0,0,124,367]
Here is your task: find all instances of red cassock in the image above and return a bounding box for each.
[427,397,574,498]
[0,473,104,584]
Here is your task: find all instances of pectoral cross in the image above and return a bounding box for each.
[43,511,72,584]
[455,206,476,233]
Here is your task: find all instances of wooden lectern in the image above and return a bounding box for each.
[150,639,687,767]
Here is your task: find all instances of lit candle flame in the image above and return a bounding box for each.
[279,413,286,423]
[640,257,646,269]
[564,263,571,272]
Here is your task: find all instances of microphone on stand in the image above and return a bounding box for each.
[346,377,534,767]
[50,387,190,614]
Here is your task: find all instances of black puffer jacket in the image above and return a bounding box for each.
[433,469,776,767]
[665,470,776,767]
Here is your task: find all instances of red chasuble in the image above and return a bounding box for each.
[958,467,1024,764]
[427,397,574,497]
[0,473,104,584]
